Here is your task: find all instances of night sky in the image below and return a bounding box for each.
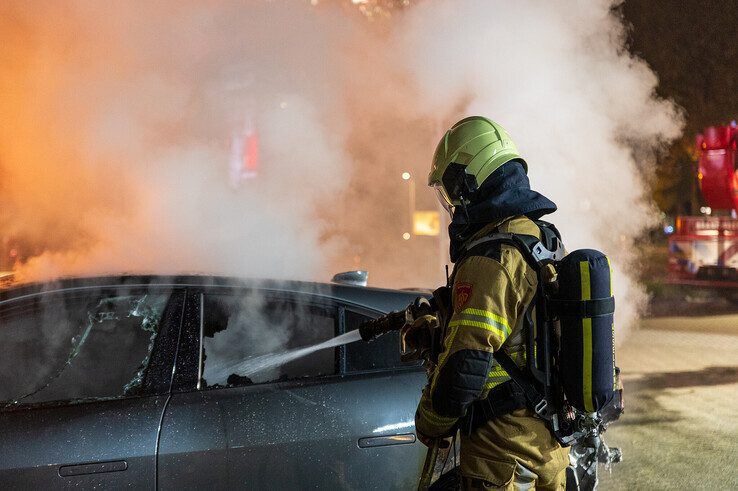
[620,0,738,215]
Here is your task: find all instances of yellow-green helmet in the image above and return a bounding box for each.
[429,116,525,209]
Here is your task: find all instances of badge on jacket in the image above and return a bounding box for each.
[454,282,473,312]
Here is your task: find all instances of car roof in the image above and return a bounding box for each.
[0,274,423,313]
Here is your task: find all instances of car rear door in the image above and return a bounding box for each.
[0,286,184,489]
[158,287,426,490]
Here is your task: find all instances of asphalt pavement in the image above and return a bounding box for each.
[598,314,738,490]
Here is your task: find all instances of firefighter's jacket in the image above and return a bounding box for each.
[415,215,569,486]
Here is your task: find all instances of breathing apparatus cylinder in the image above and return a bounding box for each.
[555,249,616,414]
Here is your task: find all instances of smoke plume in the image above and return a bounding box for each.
[1,1,682,329]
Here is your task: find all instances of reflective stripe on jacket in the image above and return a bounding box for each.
[415,215,539,437]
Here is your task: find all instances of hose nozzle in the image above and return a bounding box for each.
[358,297,434,342]
[359,309,409,342]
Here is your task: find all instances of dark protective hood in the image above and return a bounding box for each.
[448,160,557,262]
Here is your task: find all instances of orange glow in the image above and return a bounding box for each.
[0,0,685,303]
[412,211,440,236]
[0,1,445,289]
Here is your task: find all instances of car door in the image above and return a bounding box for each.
[158,287,426,490]
[336,307,428,489]
[0,285,183,489]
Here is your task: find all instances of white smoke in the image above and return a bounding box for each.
[3,1,353,282]
[382,0,683,329]
[2,1,682,331]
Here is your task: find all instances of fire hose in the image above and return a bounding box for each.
[358,296,440,364]
[417,439,440,491]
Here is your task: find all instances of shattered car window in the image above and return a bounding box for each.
[0,291,170,407]
[200,293,336,388]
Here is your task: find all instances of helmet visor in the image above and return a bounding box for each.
[433,184,454,216]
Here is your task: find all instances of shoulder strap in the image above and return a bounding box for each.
[462,232,563,271]
[458,222,564,421]
[493,349,550,418]
[464,232,536,255]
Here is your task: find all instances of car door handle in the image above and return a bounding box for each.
[358,433,416,448]
[58,460,128,477]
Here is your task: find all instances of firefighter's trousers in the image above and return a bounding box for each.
[459,408,570,490]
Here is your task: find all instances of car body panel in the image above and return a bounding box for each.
[0,396,167,489]
[0,285,185,489]
[159,285,428,489]
[0,276,429,489]
[159,373,426,490]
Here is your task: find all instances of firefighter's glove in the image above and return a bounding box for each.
[401,314,438,367]
[411,296,434,317]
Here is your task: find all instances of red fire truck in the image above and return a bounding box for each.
[668,122,738,296]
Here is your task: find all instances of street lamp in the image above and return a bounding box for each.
[402,171,416,227]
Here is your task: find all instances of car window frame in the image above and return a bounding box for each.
[338,305,424,376]
[0,285,185,411]
[174,287,346,393]
[172,286,425,394]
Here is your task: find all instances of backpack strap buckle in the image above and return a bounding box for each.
[534,398,549,418]
[530,240,565,263]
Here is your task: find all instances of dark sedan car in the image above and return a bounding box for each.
[0,275,429,489]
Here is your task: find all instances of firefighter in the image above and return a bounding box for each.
[415,116,570,489]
